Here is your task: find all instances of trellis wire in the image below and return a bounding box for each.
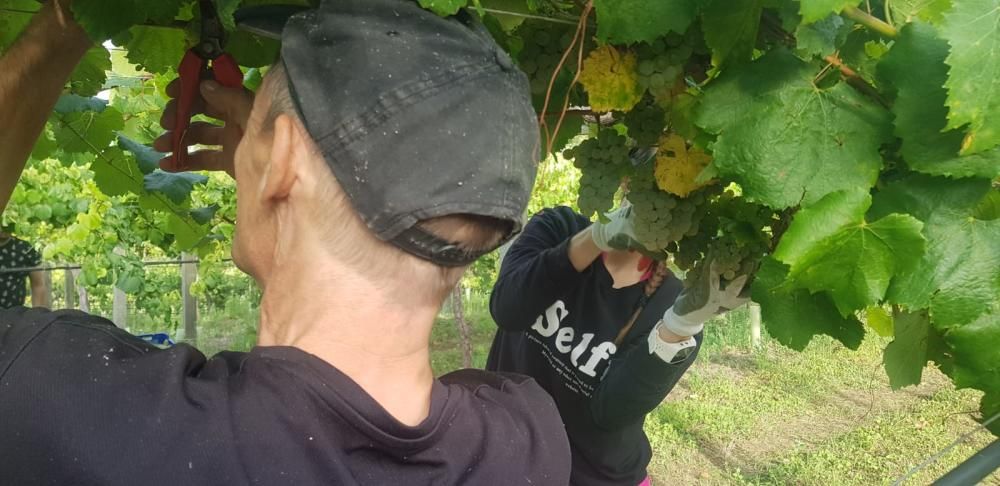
[476,7,582,26]
[0,258,234,274]
[891,410,1000,485]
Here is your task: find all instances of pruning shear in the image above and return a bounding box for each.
[172,0,244,168]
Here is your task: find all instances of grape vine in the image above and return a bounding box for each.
[1,0,998,434]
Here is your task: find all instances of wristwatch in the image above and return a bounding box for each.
[647,321,698,364]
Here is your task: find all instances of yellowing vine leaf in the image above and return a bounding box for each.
[579,46,643,113]
[654,133,713,197]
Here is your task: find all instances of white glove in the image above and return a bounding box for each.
[662,261,750,337]
[590,206,641,252]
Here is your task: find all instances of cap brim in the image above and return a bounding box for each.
[234,5,310,40]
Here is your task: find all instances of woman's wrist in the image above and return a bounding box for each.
[567,227,603,272]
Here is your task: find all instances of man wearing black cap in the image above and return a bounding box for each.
[0,1,570,484]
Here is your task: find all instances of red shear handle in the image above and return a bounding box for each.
[212,54,244,89]
[171,52,244,169]
[172,51,205,169]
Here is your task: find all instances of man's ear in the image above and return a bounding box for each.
[260,113,299,202]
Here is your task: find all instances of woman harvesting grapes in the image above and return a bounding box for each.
[486,201,749,485]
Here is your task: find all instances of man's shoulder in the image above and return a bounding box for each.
[0,307,115,350]
[438,369,570,482]
[439,368,561,421]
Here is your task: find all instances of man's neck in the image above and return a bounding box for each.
[255,247,439,427]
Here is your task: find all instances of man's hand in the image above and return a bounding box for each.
[153,79,254,178]
[660,260,750,338]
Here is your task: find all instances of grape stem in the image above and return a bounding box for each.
[842,6,898,39]
[822,53,889,108]
[537,0,593,157]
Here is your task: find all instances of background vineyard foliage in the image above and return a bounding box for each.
[0,0,997,433]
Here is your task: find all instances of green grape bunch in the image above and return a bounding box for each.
[634,32,693,96]
[514,20,579,102]
[673,191,776,288]
[623,96,667,147]
[564,129,630,220]
[627,170,721,251]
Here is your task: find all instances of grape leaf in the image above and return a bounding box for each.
[773,189,869,264]
[593,0,697,44]
[579,46,643,112]
[0,0,35,49]
[870,174,1000,329]
[752,256,865,351]
[167,213,207,250]
[654,134,713,197]
[776,190,926,315]
[144,171,209,204]
[792,214,925,315]
[243,67,265,92]
[701,0,764,67]
[52,107,125,154]
[31,130,58,162]
[940,0,1000,154]
[72,1,146,41]
[190,205,220,225]
[418,0,467,16]
[975,189,1000,220]
[226,30,281,68]
[142,0,186,25]
[72,0,185,41]
[879,22,1000,179]
[216,0,242,30]
[884,309,933,389]
[68,47,111,97]
[116,134,163,174]
[865,305,894,337]
[124,26,188,74]
[799,0,860,23]
[696,49,891,209]
[890,0,952,24]
[947,306,1000,392]
[795,14,848,58]
[91,147,145,197]
[54,95,108,114]
[838,28,883,83]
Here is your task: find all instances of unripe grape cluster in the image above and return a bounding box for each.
[672,191,776,288]
[634,32,693,95]
[514,21,582,102]
[624,97,667,147]
[628,172,721,251]
[565,129,630,219]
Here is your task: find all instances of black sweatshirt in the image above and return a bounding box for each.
[486,206,700,486]
[0,307,571,485]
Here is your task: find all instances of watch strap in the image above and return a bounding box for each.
[648,321,697,364]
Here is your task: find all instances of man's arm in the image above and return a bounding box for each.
[28,270,48,308]
[0,0,91,213]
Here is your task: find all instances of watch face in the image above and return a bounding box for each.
[670,344,695,364]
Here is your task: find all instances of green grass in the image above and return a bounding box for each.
[175,292,998,485]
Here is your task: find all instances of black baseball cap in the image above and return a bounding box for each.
[233,0,539,267]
